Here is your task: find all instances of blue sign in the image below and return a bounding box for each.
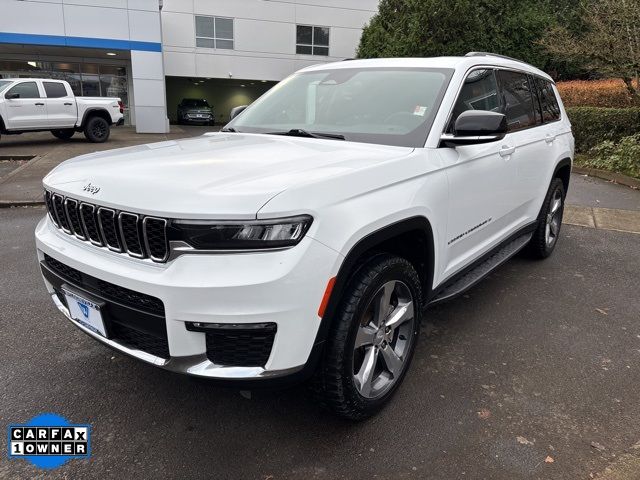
[7,413,91,469]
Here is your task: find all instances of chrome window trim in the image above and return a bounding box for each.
[96,207,122,253]
[118,211,145,259]
[142,216,169,263]
[63,197,86,240]
[440,64,563,141]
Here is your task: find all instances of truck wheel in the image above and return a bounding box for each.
[51,129,75,140]
[84,116,110,143]
[526,177,565,259]
[312,254,422,420]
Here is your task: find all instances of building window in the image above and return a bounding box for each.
[296,25,329,56]
[195,16,234,49]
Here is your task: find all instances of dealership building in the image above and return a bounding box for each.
[0,0,378,133]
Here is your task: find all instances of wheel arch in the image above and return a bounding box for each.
[553,157,572,195]
[81,108,112,127]
[314,216,435,348]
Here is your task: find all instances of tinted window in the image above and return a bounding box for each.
[195,15,233,49]
[296,25,330,56]
[6,81,40,99]
[181,99,209,108]
[449,69,501,132]
[535,78,561,123]
[44,82,68,98]
[496,70,537,132]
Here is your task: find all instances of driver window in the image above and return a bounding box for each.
[448,69,500,132]
[6,81,40,99]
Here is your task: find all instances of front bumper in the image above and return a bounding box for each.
[183,114,213,123]
[35,216,340,380]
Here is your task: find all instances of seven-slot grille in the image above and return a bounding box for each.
[44,190,169,262]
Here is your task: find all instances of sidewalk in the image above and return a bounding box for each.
[564,173,640,234]
[0,125,214,206]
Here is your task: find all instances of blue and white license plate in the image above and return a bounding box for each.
[64,290,107,337]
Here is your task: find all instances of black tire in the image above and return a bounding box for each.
[51,129,75,140]
[83,116,110,143]
[311,254,422,420]
[526,177,565,259]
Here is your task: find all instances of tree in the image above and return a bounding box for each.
[542,0,640,101]
[356,0,585,78]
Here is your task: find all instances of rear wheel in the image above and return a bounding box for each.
[51,129,75,140]
[83,116,110,143]
[312,254,422,420]
[527,177,565,259]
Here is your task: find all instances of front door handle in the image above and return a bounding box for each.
[499,145,516,157]
[64,102,73,106]
[34,102,45,106]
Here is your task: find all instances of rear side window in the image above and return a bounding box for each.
[44,82,68,98]
[6,81,40,99]
[496,70,537,132]
[449,69,501,131]
[535,78,561,123]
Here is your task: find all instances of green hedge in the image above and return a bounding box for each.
[576,135,640,179]
[566,107,640,153]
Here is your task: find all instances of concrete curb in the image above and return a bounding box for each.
[573,166,640,189]
[0,200,44,208]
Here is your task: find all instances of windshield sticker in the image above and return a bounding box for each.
[413,105,428,116]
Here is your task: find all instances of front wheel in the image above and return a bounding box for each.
[83,116,110,143]
[527,177,565,259]
[51,129,75,140]
[312,254,422,420]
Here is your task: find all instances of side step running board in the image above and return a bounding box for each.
[428,232,533,306]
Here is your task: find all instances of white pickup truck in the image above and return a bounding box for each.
[0,78,124,143]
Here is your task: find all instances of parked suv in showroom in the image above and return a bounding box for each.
[36,53,573,419]
[176,98,214,125]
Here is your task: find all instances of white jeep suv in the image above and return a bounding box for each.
[36,53,573,419]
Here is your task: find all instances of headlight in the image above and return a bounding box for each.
[170,215,313,250]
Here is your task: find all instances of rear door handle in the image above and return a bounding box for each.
[64,102,73,106]
[35,102,45,106]
[545,134,557,144]
[499,145,516,157]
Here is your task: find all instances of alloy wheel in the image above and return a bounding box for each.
[545,187,563,247]
[352,280,415,399]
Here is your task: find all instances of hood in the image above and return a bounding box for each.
[43,132,413,219]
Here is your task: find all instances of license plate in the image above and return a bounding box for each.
[64,289,107,337]
[196,114,204,118]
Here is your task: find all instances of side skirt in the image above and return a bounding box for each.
[427,222,537,307]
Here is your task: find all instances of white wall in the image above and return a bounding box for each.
[162,0,378,81]
[0,0,169,133]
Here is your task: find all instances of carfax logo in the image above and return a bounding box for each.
[8,413,91,469]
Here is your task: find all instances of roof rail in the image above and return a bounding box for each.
[465,51,534,67]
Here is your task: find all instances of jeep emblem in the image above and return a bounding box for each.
[83,183,100,195]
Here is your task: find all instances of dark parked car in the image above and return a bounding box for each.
[177,98,214,125]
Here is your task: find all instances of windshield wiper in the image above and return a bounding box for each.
[221,127,238,132]
[267,129,345,140]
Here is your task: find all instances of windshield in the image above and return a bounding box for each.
[0,80,12,92]
[226,67,453,147]
[182,99,209,108]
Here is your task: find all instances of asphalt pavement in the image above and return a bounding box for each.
[1,202,639,479]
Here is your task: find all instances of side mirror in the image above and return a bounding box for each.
[229,105,248,120]
[6,92,20,99]
[440,110,507,147]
